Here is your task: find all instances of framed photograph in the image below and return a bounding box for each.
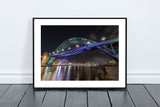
[33,18,127,88]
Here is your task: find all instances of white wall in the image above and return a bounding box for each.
[0,0,160,83]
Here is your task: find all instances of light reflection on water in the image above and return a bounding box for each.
[42,65,98,81]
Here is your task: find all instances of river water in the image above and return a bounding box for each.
[42,65,98,81]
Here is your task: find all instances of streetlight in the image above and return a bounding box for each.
[49,53,51,55]
[52,51,55,54]
[87,41,90,45]
[57,50,59,53]
[68,47,71,50]
[76,44,79,48]
[61,49,64,51]
[101,37,106,41]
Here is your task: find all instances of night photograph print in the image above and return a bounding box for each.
[41,26,119,81]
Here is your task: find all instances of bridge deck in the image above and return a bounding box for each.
[52,38,118,58]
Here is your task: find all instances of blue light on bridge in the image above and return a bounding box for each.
[51,37,118,59]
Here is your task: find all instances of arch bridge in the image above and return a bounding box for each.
[51,37,118,59]
[41,37,119,75]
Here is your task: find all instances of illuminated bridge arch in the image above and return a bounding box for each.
[51,37,118,59]
[42,37,118,75]
[55,37,96,53]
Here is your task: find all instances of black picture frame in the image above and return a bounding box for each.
[33,18,127,89]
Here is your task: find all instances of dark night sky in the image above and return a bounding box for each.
[41,26,117,55]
